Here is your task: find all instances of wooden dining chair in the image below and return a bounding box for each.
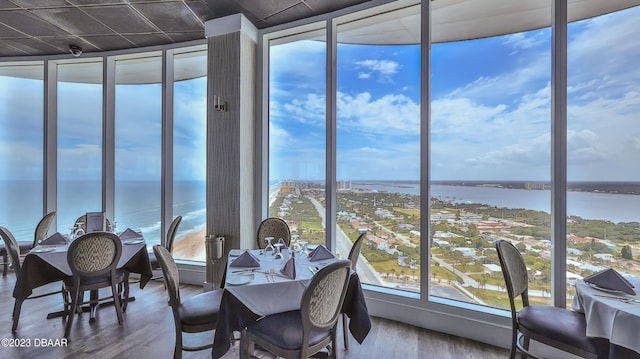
[148,215,182,276]
[496,239,598,359]
[0,226,63,332]
[1,211,56,276]
[256,217,291,249]
[33,211,57,248]
[343,232,366,350]
[240,260,352,359]
[153,245,223,359]
[63,231,125,338]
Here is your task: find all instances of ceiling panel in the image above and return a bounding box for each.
[6,0,633,59]
[30,7,116,36]
[0,10,69,37]
[133,2,203,33]
[82,5,158,34]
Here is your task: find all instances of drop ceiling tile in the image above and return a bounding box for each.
[0,0,19,10]
[0,9,69,37]
[304,0,370,14]
[123,33,173,48]
[0,40,29,56]
[263,2,314,25]
[133,2,203,32]
[0,22,27,38]
[31,7,116,35]
[82,5,158,34]
[2,37,64,55]
[66,0,126,4]
[166,31,204,43]
[186,0,212,22]
[235,0,300,19]
[9,0,70,7]
[79,34,134,52]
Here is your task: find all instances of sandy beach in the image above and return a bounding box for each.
[173,225,207,261]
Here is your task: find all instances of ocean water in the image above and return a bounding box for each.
[352,181,640,224]
[4,179,640,243]
[0,180,205,243]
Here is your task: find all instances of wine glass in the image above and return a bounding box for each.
[299,240,309,257]
[291,234,301,253]
[264,236,275,254]
[274,242,284,260]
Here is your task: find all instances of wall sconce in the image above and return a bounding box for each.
[213,95,227,112]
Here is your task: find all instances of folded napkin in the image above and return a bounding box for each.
[40,232,69,246]
[280,256,296,279]
[308,244,334,262]
[584,268,636,295]
[119,228,143,240]
[230,250,261,268]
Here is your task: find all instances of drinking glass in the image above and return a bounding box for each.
[274,242,284,260]
[299,241,309,257]
[291,234,300,253]
[264,236,275,254]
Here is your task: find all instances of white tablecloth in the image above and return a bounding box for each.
[224,249,337,316]
[572,277,640,354]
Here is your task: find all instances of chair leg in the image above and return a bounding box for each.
[174,326,182,359]
[89,290,99,322]
[521,336,530,359]
[111,282,124,324]
[509,330,517,359]
[12,299,23,332]
[342,313,349,350]
[122,274,130,312]
[65,288,81,338]
[239,329,254,359]
[332,327,339,359]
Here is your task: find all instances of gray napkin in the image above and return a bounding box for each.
[584,268,635,295]
[280,256,296,279]
[40,232,68,245]
[119,228,143,240]
[308,245,334,262]
[230,250,260,267]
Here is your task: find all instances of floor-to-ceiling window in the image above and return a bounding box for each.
[0,63,44,240]
[57,60,103,233]
[172,48,207,261]
[567,6,640,299]
[268,27,327,246]
[430,1,552,308]
[336,5,422,292]
[114,53,162,246]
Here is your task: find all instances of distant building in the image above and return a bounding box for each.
[525,182,546,190]
[337,180,351,190]
[594,253,614,262]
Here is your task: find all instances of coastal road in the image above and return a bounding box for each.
[372,221,417,248]
[308,196,384,286]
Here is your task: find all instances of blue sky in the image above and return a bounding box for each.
[2,6,640,184]
[269,6,640,182]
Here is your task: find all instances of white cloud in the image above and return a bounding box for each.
[503,31,546,51]
[355,59,401,75]
[358,72,371,79]
[355,59,401,82]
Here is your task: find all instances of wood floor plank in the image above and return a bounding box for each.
[0,272,509,358]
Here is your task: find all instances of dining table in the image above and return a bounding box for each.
[12,230,153,326]
[572,277,640,359]
[211,248,371,359]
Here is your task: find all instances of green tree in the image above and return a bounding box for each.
[621,245,633,260]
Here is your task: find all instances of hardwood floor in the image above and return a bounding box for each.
[0,273,509,359]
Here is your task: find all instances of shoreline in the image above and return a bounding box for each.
[173,225,207,261]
